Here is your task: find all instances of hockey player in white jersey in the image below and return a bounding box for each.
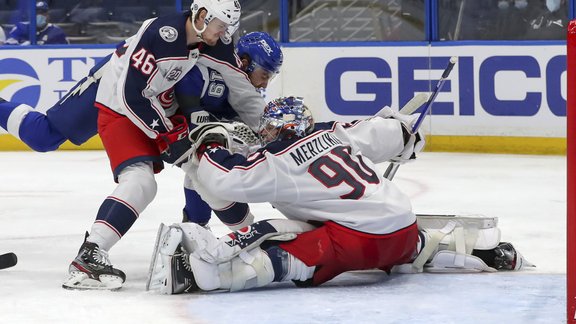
[147,96,533,294]
[61,0,243,291]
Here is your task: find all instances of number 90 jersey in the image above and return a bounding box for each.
[194,116,417,235]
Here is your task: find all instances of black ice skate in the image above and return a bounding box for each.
[473,242,535,271]
[164,244,200,294]
[62,241,126,290]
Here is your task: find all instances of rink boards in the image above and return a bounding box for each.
[0,43,566,154]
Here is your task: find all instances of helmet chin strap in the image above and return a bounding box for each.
[193,24,207,41]
[191,13,208,41]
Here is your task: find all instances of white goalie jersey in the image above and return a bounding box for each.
[191,116,417,235]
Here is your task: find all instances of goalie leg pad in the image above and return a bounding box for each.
[411,221,501,272]
[187,247,276,292]
[219,248,276,292]
[425,250,496,273]
[416,214,498,230]
[177,219,316,264]
[146,224,183,291]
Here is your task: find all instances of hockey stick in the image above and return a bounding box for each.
[384,56,458,180]
[0,252,17,270]
[399,92,430,115]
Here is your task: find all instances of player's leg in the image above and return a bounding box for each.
[63,108,162,290]
[149,219,317,293]
[0,55,108,151]
[185,155,255,230]
[403,218,534,273]
[182,175,212,225]
[0,98,67,152]
[46,54,110,146]
[279,221,419,286]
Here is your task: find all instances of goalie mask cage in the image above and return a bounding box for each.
[568,20,576,324]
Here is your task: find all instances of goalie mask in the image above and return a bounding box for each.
[191,0,241,44]
[258,96,314,145]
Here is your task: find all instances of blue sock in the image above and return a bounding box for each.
[183,188,212,225]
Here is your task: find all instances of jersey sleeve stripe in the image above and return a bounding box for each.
[199,54,251,83]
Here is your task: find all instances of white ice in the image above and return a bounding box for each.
[0,151,566,323]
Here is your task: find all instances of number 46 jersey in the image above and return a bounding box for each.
[194,116,418,235]
[95,11,201,139]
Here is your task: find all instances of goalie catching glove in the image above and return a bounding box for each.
[376,106,425,164]
[154,115,192,165]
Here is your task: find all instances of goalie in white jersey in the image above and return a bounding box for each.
[148,96,421,293]
[148,96,533,294]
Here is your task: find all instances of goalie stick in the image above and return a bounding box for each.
[0,252,17,270]
[384,56,458,180]
[398,92,430,115]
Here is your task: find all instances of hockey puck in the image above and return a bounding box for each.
[0,252,18,269]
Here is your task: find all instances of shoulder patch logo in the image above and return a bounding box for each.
[166,67,183,81]
[159,26,178,42]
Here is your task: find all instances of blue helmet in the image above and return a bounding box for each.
[237,32,283,75]
[36,1,49,12]
[259,96,314,145]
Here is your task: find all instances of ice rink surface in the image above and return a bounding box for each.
[0,151,566,323]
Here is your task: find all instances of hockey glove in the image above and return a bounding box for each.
[388,123,424,164]
[376,107,426,164]
[155,115,192,165]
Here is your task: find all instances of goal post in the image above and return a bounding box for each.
[567,20,576,324]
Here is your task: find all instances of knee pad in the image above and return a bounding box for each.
[114,162,157,213]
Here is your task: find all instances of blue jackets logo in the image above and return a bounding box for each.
[0,58,40,107]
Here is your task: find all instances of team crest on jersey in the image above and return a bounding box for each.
[166,67,183,81]
[158,89,175,109]
[159,26,178,42]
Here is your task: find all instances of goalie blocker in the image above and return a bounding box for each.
[147,214,533,294]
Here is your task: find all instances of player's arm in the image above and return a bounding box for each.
[174,66,205,120]
[339,117,407,163]
[197,151,279,203]
[198,42,265,131]
[187,129,278,203]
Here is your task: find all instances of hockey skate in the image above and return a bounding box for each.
[164,244,200,294]
[474,242,534,271]
[62,241,126,290]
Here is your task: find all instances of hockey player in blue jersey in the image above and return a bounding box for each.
[5,2,68,45]
[176,31,283,228]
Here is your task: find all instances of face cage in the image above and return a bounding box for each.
[258,117,284,146]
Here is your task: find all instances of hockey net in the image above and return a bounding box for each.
[567,20,576,324]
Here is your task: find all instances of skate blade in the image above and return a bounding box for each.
[146,223,168,291]
[62,271,123,291]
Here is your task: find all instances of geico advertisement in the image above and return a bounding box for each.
[0,48,113,116]
[280,45,566,138]
[0,45,567,138]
